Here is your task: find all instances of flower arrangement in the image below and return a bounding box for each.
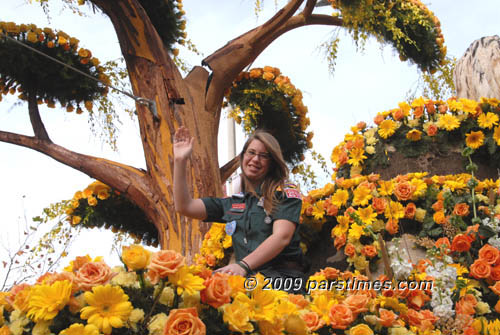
[4,243,500,335]
[225,66,313,166]
[66,181,158,247]
[0,21,109,112]
[331,97,500,179]
[328,0,446,72]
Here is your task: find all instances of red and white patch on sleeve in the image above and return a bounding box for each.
[285,188,302,199]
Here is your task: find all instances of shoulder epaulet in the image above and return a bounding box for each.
[282,183,302,199]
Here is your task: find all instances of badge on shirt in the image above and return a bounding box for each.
[230,203,246,213]
[285,188,302,199]
[225,220,237,236]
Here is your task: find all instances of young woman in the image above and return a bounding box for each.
[173,126,305,287]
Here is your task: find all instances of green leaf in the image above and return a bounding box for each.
[428,227,443,237]
[478,225,496,239]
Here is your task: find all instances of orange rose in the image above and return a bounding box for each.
[321,267,340,280]
[453,203,470,217]
[288,294,309,309]
[425,102,436,114]
[456,294,477,315]
[374,113,384,125]
[71,255,92,272]
[470,259,491,279]
[406,308,424,327]
[431,200,443,212]
[343,294,369,315]
[326,203,339,216]
[407,290,430,310]
[147,250,185,284]
[329,304,354,329]
[394,182,415,201]
[0,325,11,335]
[420,309,439,325]
[451,234,472,252]
[490,266,500,281]
[496,300,500,314]
[348,323,374,335]
[75,262,116,291]
[393,108,405,121]
[478,244,500,264]
[426,124,438,136]
[164,308,206,335]
[361,245,378,258]
[438,104,448,113]
[413,106,424,118]
[200,273,231,308]
[344,243,356,258]
[372,197,387,214]
[489,281,500,295]
[377,308,398,327]
[433,211,446,224]
[334,235,346,250]
[435,237,451,253]
[416,259,432,273]
[404,203,417,219]
[302,311,325,331]
[385,219,399,235]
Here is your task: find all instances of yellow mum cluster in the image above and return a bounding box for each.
[0,21,110,112]
[196,222,232,268]
[66,181,112,226]
[331,96,500,177]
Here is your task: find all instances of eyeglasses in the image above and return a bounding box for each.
[245,149,271,161]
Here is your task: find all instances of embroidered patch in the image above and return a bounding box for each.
[285,188,302,199]
[229,203,246,213]
[225,220,237,236]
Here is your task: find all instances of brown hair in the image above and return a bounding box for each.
[239,130,289,214]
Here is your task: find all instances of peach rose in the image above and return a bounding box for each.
[374,113,384,125]
[435,237,451,253]
[343,294,369,315]
[147,250,185,284]
[348,323,374,335]
[357,121,367,130]
[372,197,387,214]
[361,245,378,258]
[456,294,477,315]
[164,308,206,335]
[470,259,491,279]
[71,255,92,272]
[334,235,346,250]
[453,203,470,217]
[75,262,116,291]
[122,244,152,271]
[377,308,398,327]
[288,294,309,309]
[393,108,404,121]
[302,311,325,331]
[431,200,443,212]
[478,244,500,264]
[329,304,354,329]
[406,308,436,331]
[385,219,399,235]
[344,243,356,258]
[200,273,231,308]
[404,203,416,219]
[451,234,472,252]
[438,104,448,113]
[425,102,436,114]
[394,182,415,201]
[407,290,430,310]
[426,124,438,136]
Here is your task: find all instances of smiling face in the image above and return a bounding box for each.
[241,139,272,186]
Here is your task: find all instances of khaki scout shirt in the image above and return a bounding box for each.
[201,186,303,270]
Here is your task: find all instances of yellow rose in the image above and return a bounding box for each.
[388,327,411,335]
[284,314,308,335]
[87,196,97,206]
[365,146,375,155]
[348,324,374,335]
[475,301,491,315]
[147,313,168,335]
[122,245,152,271]
[414,208,427,222]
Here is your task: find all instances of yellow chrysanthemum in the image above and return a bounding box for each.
[410,178,427,198]
[310,294,335,323]
[27,280,72,322]
[234,290,278,322]
[377,180,394,196]
[411,97,425,109]
[348,223,366,240]
[378,119,397,139]
[80,285,133,335]
[465,130,485,149]
[348,148,367,167]
[330,189,349,207]
[384,201,405,220]
[437,114,460,131]
[311,200,325,220]
[168,266,205,295]
[477,112,499,129]
[223,299,254,333]
[352,185,372,206]
[60,323,100,335]
[356,206,377,225]
[332,216,349,237]
[459,98,479,114]
[447,99,463,112]
[406,129,422,141]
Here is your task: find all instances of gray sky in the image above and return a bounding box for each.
[1,0,499,281]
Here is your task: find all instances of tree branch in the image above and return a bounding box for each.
[303,0,318,17]
[220,156,240,184]
[27,92,51,142]
[0,131,149,196]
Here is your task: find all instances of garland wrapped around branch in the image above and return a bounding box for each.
[225,66,313,167]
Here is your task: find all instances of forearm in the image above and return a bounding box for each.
[173,158,206,219]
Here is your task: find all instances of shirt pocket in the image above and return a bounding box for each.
[249,210,272,242]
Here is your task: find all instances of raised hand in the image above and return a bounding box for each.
[173,126,194,161]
